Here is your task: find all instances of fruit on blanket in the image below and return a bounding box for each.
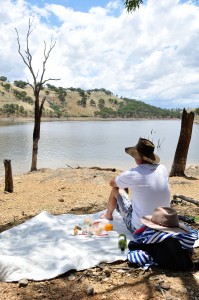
[75,225,82,230]
[104,223,113,231]
[84,218,91,225]
[74,227,79,235]
[94,227,103,235]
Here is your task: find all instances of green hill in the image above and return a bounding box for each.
[0,78,181,119]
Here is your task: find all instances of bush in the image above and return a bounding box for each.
[14,80,27,89]
[3,83,11,91]
[0,76,7,82]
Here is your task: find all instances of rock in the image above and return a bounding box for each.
[116,269,126,274]
[103,267,111,276]
[102,278,110,282]
[18,278,28,287]
[178,287,188,294]
[67,274,76,281]
[58,198,64,202]
[160,282,170,290]
[86,285,94,295]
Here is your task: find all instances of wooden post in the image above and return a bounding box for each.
[170,109,194,177]
[4,159,13,193]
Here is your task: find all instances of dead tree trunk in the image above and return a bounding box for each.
[4,159,13,193]
[30,93,43,171]
[170,109,194,177]
[15,18,59,172]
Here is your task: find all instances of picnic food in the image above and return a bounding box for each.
[73,218,112,236]
[104,223,113,231]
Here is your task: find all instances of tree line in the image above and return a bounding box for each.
[0,76,183,119]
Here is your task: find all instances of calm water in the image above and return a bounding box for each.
[0,120,198,177]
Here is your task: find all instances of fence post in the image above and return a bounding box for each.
[4,159,13,193]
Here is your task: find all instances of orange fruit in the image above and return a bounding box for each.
[104,223,113,231]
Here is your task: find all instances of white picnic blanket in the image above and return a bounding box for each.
[0,210,133,282]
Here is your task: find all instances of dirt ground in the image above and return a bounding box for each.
[0,165,199,300]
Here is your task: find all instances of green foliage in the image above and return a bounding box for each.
[3,82,11,91]
[46,84,58,92]
[58,93,66,104]
[13,89,27,99]
[94,107,116,118]
[23,96,34,104]
[67,87,76,92]
[87,88,113,96]
[123,0,143,12]
[48,101,63,117]
[98,98,105,109]
[77,96,87,107]
[57,87,67,96]
[109,98,118,105]
[14,80,27,89]
[95,98,181,119]
[0,76,7,82]
[0,103,27,116]
[195,108,199,115]
[77,88,85,97]
[90,99,96,107]
[12,89,33,104]
[0,78,184,119]
[46,85,67,104]
[194,215,199,222]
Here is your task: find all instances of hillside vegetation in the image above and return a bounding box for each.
[0,78,182,119]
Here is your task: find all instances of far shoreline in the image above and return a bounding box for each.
[0,116,184,123]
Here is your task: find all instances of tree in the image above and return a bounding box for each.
[15,18,59,171]
[123,0,194,12]
[170,109,194,177]
[123,0,143,12]
[3,83,11,90]
[0,76,7,82]
[98,98,105,109]
[14,80,28,89]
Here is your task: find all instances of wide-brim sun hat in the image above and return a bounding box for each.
[141,206,190,234]
[125,138,160,164]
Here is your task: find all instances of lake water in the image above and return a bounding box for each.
[0,119,198,177]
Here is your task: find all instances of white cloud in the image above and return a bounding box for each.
[0,0,199,108]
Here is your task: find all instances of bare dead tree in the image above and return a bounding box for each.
[170,109,194,177]
[15,17,60,171]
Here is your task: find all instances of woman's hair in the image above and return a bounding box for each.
[141,159,153,164]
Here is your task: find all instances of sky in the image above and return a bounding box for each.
[1,0,199,109]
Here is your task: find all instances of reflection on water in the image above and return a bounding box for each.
[0,120,198,176]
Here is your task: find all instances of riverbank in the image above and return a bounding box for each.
[1,166,199,226]
[1,115,198,123]
[0,166,199,298]
[0,167,199,300]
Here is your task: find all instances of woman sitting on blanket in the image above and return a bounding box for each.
[127,206,199,271]
[101,138,171,231]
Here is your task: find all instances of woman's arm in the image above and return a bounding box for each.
[109,177,118,188]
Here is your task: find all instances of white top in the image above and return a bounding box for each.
[115,164,171,229]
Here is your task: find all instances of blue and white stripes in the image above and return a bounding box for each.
[131,226,198,250]
[127,226,199,269]
[127,250,155,270]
